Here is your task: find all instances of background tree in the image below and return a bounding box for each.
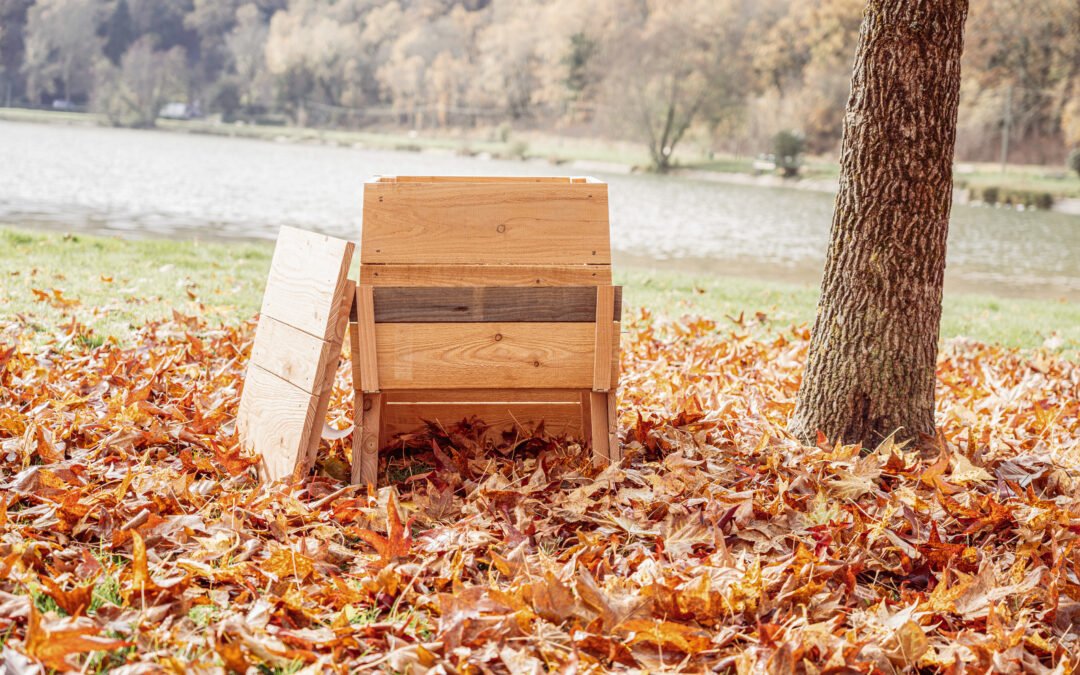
[22,0,106,103]
[789,0,969,448]
[0,0,31,105]
[600,0,750,172]
[93,35,187,126]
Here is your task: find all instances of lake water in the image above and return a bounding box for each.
[2,119,1079,300]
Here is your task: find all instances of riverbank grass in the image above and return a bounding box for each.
[1,226,1077,354]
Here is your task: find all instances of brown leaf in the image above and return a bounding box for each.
[22,604,132,670]
[38,577,96,618]
[353,491,413,566]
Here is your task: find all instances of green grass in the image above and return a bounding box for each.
[1,226,1076,353]
[0,227,271,344]
[617,267,1080,353]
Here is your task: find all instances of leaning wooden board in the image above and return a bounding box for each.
[237,226,355,484]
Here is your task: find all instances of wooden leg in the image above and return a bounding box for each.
[579,390,592,448]
[589,391,610,465]
[606,391,620,462]
[352,391,384,486]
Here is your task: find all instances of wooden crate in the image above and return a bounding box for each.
[351,175,621,485]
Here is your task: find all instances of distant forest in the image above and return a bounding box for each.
[1,0,1077,165]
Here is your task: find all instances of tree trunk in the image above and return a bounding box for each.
[789,0,969,448]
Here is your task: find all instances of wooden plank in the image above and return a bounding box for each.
[593,286,616,392]
[371,286,622,323]
[260,226,355,340]
[238,364,320,484]
[383,402,582,438]
[249,315,336,395]
[361,182,610,265]
[383,388,582,403]
[353,392,384,486]
[606,391,620,462]
[590,391,610,464]
[374,322,619,390]
[378,176,577,183]
[300,283,355,476]
[359,264,611,287]
[356,285,379,392]
[579,390,592,447]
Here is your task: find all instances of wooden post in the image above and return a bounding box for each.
[579,389,593,449]
[353,392,384,486]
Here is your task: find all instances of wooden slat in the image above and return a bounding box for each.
[356,285,379,392]
[249,315,336,395]
[383,402,582,438]
[374,322,619,390]
[260,226,355,340]
[361,182,609,265]
[378,176,577,183]
[383,388,583,403]
[371,286,622,323]
[590,391,610,463]
[300,283,355,476]
[579,390,592,446]
[606,392,620,462]
[593,286,616,392]
[353,392,384,486]
[238,364,320,484]
[359,264,611,287]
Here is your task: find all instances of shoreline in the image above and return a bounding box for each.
[4,107,1079,213]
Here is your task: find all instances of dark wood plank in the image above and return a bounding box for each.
[372,286,622,323]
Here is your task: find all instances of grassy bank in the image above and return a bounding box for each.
[2,227,1077,354]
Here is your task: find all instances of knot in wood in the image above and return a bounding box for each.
[533,360,540,367]
[362,398,373,411]
[494,333,502,341]
[496,223,506,233]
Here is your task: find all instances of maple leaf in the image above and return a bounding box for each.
[618,619,712,653]
[38,577,96,618]
[916,521,977,572]
[211,440,260,477]
[21,604,132,671]
[353,491,413,566]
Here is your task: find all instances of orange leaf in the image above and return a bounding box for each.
[619,619,712,653]
[353,491,413,566]
[261,547,317,581]
[39,577,96,617]
[212,441,260,477]
[23,604,132,671]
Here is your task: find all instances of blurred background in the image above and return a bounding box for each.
[2,0,1080,301]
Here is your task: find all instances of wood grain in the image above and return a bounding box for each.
[249,315,335,395]
[361,182,609,265]
[592,285,616,392]
[377,176,578,183]
[579,390,592,448]
[371,286,622,323]
[355,285,379,392]
[299,283,354,477]
[382,402,582,438]
[382,388,583,403]
[260,226,355,340]
[353,392,384,486]
[359,264,611,287]
[238,363,319,484]
[606,391,620,462]
[374,322,619,390]
[589,391,610,464]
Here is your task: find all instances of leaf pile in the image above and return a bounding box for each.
[1,308,1079,673]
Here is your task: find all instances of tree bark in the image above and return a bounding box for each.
[789,0,969,448]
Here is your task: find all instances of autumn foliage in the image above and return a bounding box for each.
[1,307,1079,673]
